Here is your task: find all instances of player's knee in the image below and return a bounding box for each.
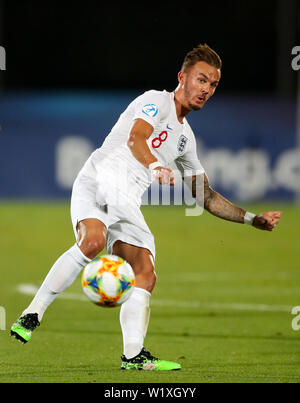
[79,237,105,260]
[133,261,157,292]
[148,269,157,290]
[144,269,157,293]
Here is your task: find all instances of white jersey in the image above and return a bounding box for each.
[82,90,205,206]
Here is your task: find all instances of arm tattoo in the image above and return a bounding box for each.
[191,174,246,223]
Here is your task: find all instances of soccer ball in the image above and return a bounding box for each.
[81,255,135,307]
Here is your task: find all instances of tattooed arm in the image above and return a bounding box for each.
[191,174,246,223]
[186,174,282,230]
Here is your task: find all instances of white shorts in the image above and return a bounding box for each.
[70,162,156,259]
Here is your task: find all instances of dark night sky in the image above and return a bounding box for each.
[1,0,299,94]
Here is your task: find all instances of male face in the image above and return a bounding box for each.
[179,61,221,110]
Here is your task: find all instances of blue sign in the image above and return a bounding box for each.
[0,91,298,201]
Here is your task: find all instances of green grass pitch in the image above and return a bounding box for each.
[0,201,299,383]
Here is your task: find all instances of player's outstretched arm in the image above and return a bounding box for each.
[189,174,282,231]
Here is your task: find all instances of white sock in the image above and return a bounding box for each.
[22,244,91,322]
[120,287,151,359]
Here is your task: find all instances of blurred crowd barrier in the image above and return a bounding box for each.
[0,91,298,202]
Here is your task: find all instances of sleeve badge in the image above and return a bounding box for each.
[142,104,158,118]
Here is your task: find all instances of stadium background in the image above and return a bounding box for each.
[1,0,300,384]
[0,0,299,201]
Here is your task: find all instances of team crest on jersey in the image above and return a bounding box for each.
[177,135,188,155]
[142,104,158,118]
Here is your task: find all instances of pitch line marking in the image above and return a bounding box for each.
[17,283,292,313]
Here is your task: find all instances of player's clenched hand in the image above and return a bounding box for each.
[152,167,175,186]
[252,211,282,231]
